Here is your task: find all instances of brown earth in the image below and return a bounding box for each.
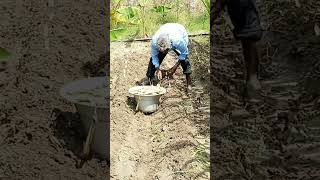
[0,0,108,179]
[211,0,320,179]
[110,36,210,179]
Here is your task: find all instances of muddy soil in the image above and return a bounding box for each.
[110,36,210,179]
[0,0,108,179]
[211,0,320,179]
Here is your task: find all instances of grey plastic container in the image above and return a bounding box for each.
[59,77,109,160]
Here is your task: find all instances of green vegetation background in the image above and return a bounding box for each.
[110,0,210,41]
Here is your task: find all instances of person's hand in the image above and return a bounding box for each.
[156,69,162,80]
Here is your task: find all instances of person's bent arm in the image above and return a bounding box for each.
[175,40,189,61]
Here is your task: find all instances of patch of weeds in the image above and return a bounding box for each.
[151,123,166,143]
[179,100,194,114]
[193,138,210,171]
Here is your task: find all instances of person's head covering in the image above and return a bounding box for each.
[157,33,171,52]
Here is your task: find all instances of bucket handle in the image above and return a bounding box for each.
[135,95,141,112]
[77,101,97,168]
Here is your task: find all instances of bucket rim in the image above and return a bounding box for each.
[59,76,108,108]
[128,85,166,97]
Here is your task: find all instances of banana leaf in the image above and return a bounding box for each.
[110,28,127,41]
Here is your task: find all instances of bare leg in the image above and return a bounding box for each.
[170,62,192,92]
[241,39,261,97]
[186,74,192,91]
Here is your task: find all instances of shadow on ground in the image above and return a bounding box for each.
[50,108,85,161]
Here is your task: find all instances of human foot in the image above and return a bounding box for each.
[185,85,192,94]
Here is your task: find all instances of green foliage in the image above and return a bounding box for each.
[194,139,210,170]
[151,5,174,24]
[152,5,172,17]
[118,6,140,23]
[137,0,149,7]
[110,0,125,28]
[200,0,210,16]
[110,0,210,41]
[0,47,11,62]
[110,28,127,41]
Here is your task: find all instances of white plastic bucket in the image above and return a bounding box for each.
[128,86,166,113]
[60,77,109,160]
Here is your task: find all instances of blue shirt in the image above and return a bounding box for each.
[151,23,189,69]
